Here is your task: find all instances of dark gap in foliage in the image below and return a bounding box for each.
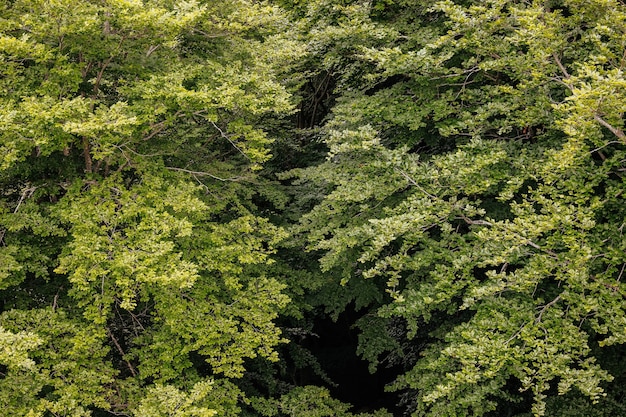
[364,75,410,97]
[189,350,214,377]
[306,304,403,414]
[595,343,626,402]
[297,71,337,129]
[480,196,513,221]
[486,376,534,417]
[107,303,152,378]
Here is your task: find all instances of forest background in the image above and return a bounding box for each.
[1,0,626,416]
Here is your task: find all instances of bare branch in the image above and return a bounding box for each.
[504,322,527,346]
[522,239,560,259]
[552,53,573,89]
[594,114,626,142]
[458,215,561,259]
[395,168,438,199]
[107,329,137,377]
[589,141,622,154]
[536,294,562,323]
[146,44,159,57]
[617,262,626,283]
[1,186,38,245]
[210,121,250,160]
[193,28,233,38]
[554,54,626,143]
[14,186,37,213]
[142,111,183,141]
[458,215,493,227]
[166,166,241,182]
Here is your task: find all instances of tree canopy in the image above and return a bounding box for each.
[1,0,625,416]
[1,0,296,415]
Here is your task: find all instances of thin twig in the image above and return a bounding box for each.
[458,214,493,227]
[145,44,159,57]
[395,168,438,199]
[107,329,137,377]
[142,111,183,141]
[523,239,560,259]
[536,294,562,323]
[454,67,480,100]
[166,166,240,182]
[504,322,527,345]
[14,186,37,213]
[594,114,626,141]
[1,186,37,245]
[210,121,250,160]
[552,53,572,86]
[458,215,560,259]
[553,53,626,143]
[589,141,622,154]
[193,28,233,38]
[617,263,626,283]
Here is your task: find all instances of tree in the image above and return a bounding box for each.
[3,0,626,415]
[287,0,626,415]
[0,0,298,415]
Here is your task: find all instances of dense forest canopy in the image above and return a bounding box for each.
[1,0,625,416]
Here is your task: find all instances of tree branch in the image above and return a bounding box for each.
[504,322,527,346]
[617,262,625,283]
[536,294,562,324]
[142,111,183,141]
[107,328,137,377]
[458,214,493,227]
[395,168,438,199]
[166,166,241,182]
[554,53,626,143]
[552,53,572,87]
[594,114,626,142]
[458,215,561,259]
[1,185,39,245]
[210,121,250,160]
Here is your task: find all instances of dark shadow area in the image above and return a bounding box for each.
[307,305,403,414]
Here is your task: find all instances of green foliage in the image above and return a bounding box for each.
[251,386,392,417]
[0,309,116,416]
[2,0,626,415]
[0,0,298,415]
[288,0,626,415]
[133,381,217,417]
